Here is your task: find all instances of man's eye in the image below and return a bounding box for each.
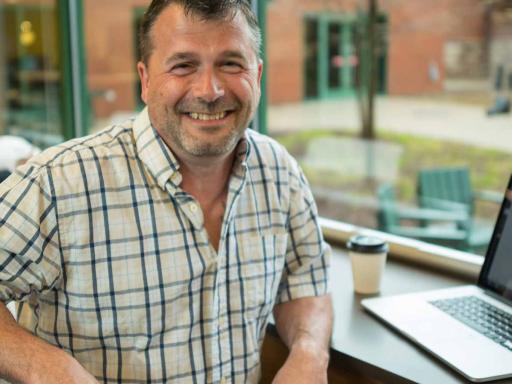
[171,63,195,75]
[222,61,244,73]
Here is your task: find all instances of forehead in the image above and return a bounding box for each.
[150,4,254,58]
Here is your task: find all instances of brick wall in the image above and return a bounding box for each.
[266,0,487,101]
[6,0,490,117]
[84,0,150,118]
[489,7,512,89]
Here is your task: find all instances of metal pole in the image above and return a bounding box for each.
[0,8,6,135]
[364,0,377,140]
[252,0,267,134]
[68,0,85,137]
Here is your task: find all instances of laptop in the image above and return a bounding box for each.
[362,176,512,382]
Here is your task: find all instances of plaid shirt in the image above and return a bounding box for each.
[0,108,330,383]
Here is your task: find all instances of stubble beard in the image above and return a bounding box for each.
[163,105,248,158]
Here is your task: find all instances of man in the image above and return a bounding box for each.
[0,0,333,382]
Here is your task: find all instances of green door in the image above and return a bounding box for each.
[327,19,363,98]
[304,14,387,100]
[304,15,355,99]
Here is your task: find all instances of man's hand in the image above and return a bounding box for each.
[272,339,329,384]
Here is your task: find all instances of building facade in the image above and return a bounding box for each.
[2,0,510,145]
[266,0,488,104]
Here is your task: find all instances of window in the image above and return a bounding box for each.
[2,0,510,260]
[265,0,511,256]
[82,0,149,133]
[302,14,386,99]
[0,0,150,149]
[0,1,66,148]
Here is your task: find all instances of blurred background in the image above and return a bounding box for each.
[2,0,512,255]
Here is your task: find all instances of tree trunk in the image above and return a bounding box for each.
[361,0,378,140]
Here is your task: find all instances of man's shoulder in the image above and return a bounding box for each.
[28,118,137,172]
[244,129,306,190]
[245,129,293,164]
[3,118,138,195]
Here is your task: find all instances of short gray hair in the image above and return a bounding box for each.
[138,0,261,65]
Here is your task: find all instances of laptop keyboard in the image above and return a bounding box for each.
[430,295,512,352]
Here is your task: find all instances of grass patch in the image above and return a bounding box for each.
[272,129,337,156]
[380,131,511,200]
[272,128,511,212]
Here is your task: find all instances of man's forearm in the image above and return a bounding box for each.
[273,294,333,353]
[0,301,97,383]
[0,301,35,382]
[271,294,333,383]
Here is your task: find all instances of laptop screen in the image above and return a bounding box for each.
[478,175,512,302]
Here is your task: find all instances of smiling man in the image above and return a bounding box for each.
[0,1,332,383]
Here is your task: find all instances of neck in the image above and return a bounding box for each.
[167,144,235,203]
[181,153,234,193]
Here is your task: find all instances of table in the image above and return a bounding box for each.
[261,246,512,384]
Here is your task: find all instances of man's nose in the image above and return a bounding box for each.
[192,68,225,103]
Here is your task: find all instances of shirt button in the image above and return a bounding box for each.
[134,336,148,351]
[189,203,198,213]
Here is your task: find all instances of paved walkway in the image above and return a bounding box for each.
[268,96,512,153]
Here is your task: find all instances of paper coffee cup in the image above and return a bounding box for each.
[347,235,388,294]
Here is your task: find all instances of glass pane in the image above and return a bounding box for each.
[328,22,341,90]
[1,1,64,148]
[83,1,149,133]
[266,1,508,256]
[350,23,360,89]
[375,17,387,93]
[304,18,319,98]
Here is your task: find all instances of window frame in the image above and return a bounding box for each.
[320,217,483,280]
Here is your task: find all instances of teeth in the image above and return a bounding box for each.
[189,112,227,121]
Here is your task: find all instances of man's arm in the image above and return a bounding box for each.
[0,302,99,383]
[0,169,98,382]
[271,294,333,384]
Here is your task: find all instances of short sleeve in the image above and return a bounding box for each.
[276,164,331,304]
[0,166,62,303]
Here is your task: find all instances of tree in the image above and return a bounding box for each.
[356,0,379,140]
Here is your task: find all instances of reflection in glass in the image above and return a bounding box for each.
[1,2,63,148]
[350,23,360,89]
[83,2,147,133]
[304,18,319,98]
[267,1,510,255]
[328,22,341,90]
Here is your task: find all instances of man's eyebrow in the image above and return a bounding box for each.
[220,50,248,61]
[164,52,200,65]
[163,50,251,66]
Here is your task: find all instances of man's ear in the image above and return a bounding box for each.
[137,61,150,104]
[257,58,263,86]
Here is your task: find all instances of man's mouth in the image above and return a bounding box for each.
[187,111,229,121]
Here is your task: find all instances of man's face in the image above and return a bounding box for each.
[137,4,262,159]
